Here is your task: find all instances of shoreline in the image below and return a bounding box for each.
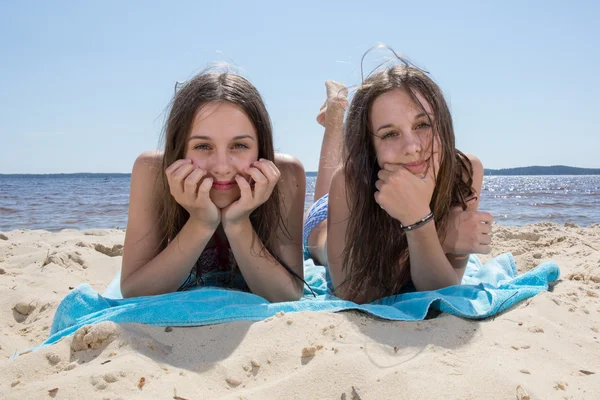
[1,220,599,235]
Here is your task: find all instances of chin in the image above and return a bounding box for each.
[210,188,241,209]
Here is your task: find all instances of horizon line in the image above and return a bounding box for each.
[2,165,600,176]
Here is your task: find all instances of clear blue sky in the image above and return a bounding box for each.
[1,0,598,173]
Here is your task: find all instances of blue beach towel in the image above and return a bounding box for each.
[28,253,559,353]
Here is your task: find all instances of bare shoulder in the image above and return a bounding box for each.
[131,151,163,188]
[328,166,350,214]
[457,152,483,181]
[274,153,305,192]
[464,153,483,175]
[133,150,163,172]
[329,166,348,200]
[275,153,305,177]
[461,154,484,202]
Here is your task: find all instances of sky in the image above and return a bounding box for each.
[1,0,599,174]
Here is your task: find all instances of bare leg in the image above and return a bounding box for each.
[307,81,347,265]
[313,81,347,202]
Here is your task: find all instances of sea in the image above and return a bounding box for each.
[1,174,599,232]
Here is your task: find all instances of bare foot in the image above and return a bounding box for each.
[316,81,348,127]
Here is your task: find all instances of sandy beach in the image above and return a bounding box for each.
[1,223,599,399]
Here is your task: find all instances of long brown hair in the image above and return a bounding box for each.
[156,71,284,268]
[340,60,475,303]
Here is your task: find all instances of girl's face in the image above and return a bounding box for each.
[184,102,259,209]
[370,88,439,177]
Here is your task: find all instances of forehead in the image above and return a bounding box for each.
[370,88,432,126]
[190,102,257,138]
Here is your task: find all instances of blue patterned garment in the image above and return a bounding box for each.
[303,194,329,259]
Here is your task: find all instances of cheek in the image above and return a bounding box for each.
[433,135,441,153]
[234,153,259,176]
[189,157,209,170]
[375,142,398,167]
[423,132,439,153]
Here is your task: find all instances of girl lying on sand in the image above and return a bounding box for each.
[120,71,306,302]
[305,49,494,303]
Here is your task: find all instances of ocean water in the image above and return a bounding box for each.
[1,174,599,231]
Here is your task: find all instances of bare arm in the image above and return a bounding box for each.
[224,155,306,302]
[325,167,364,301]
[408,154,486,290]
[120,152,216,298]
[442,154,488,281]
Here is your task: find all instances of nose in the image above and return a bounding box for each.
[401,131,422,157]
[210,150,234,177]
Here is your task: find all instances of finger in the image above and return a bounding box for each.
[168,163,195,194]
[475,244,492,254]
[480,223,492,235]
[246,167,269,201]
[374,191,385,209]
[375,180,383,191]
[246,167,268,186]
[170,162,195,180]
[235,174,253,201]
[197,178,213,199]
[377,169,391,181]
[479,234,492,246]
[253,171,270,201]
[383,163,401,172]
[257,160,281,198]
[184,168,207,201]
[165,159,192,175]
[478,212,494,224]
[254,159,280,183]
[264,159,281,181]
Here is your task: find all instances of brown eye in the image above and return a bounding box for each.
[194,144,211,150]
[381,131,398,140]
[415,122,431,130]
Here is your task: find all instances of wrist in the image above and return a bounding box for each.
[404,218,436,240]
[400,209,433,229]
[223,217,252,236]
[186,217,219,236]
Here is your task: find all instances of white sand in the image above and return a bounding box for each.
[1,223,599,399]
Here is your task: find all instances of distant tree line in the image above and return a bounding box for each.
[484,166,600,176]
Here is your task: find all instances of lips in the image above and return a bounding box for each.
[403,160,428,174]
[212,181,236,190]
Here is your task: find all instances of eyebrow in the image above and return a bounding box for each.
[375,112,434,133]
[188,135,256,142]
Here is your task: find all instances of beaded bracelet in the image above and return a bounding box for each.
[401,212,435,231]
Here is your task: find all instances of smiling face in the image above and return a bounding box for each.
[184,101,259,209]
[370,88,439,177]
